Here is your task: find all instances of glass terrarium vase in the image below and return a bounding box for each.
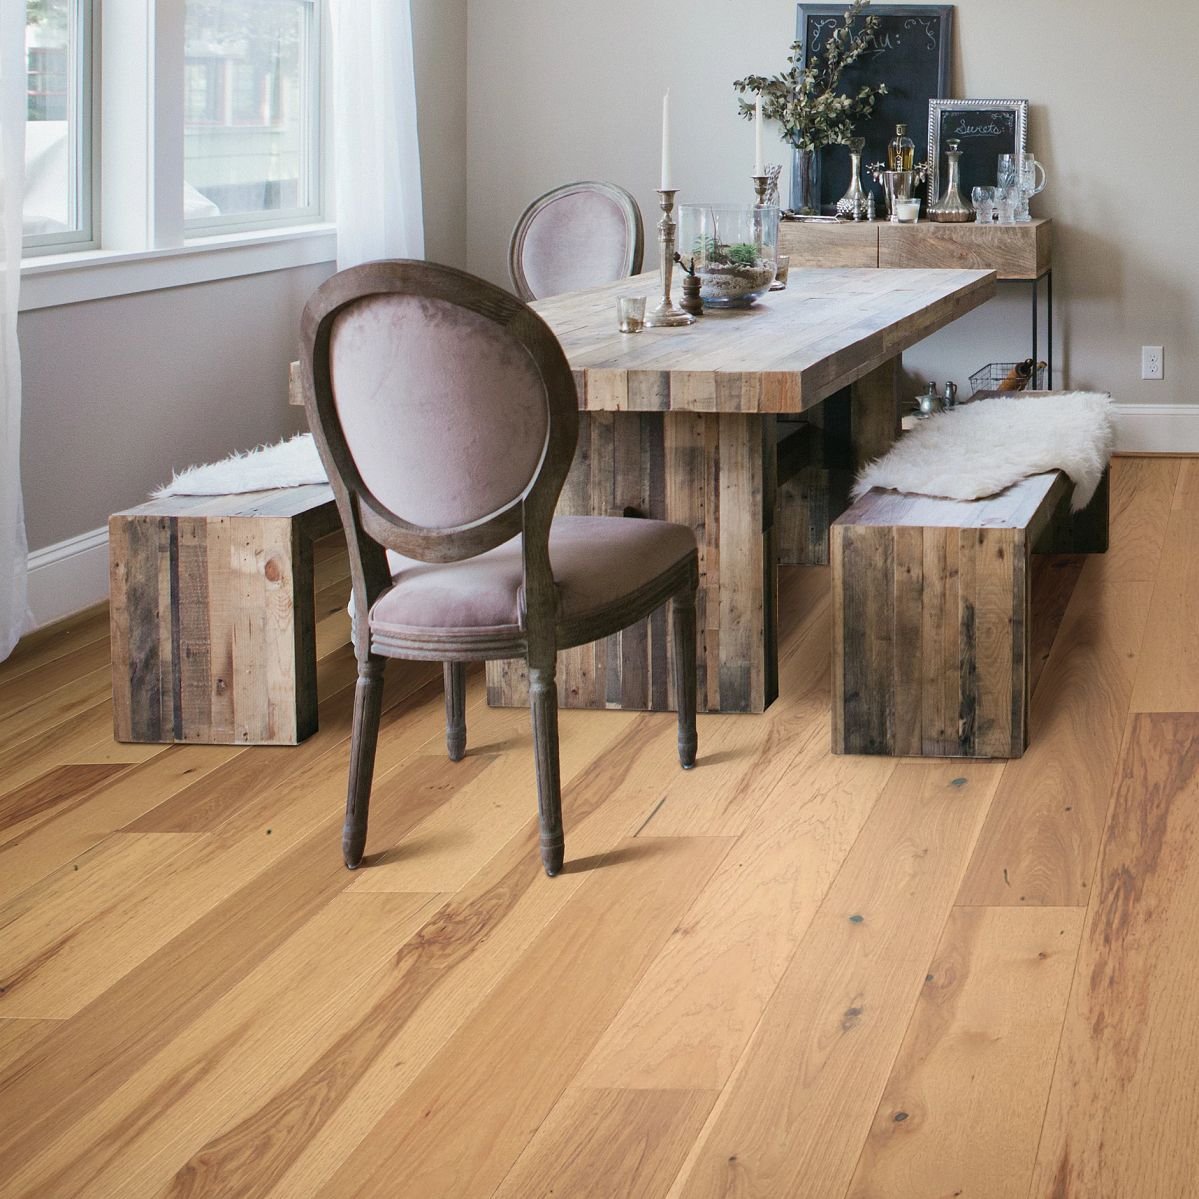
[677,204,779,309]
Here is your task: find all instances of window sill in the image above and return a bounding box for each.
[19,224,338,312]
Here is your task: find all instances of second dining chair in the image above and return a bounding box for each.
[301,260,699,877]
[508,180,644,301]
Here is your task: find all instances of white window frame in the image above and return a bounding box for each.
[19,0,334,311]
[22,0,99,255]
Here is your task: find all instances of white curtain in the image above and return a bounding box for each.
[0,0,30,661]
[329,0,424,270]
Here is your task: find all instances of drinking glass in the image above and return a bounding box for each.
[971,185,995,223]
[995,185,1019,225]
[997,153,1018,192]
[617,296,646,333]
[770,255,791,291]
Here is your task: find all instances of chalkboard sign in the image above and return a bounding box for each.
[928,99,1028,202]
[794,4,952,213]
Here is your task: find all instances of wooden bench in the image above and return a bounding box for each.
[109,484,340,745]
[831,465,1109,759]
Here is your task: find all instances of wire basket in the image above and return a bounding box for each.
[969,361,1048,396]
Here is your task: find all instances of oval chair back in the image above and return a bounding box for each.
[508,181,644,301]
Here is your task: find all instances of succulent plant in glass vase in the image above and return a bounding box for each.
[733,0,887,213]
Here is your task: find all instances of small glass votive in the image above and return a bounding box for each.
[895,198,921,223]
[769,255,791,291]
[617,295,646,333]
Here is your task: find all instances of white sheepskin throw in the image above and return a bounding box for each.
[153,433,327,498]
[853,392,1113,512]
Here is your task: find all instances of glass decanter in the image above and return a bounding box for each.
[929,138,973,223]
[836,137,868,220]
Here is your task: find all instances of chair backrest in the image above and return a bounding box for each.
[300,261,579,597]
[508,181,644,302]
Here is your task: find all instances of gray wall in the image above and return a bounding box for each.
[18,0,469,554]
[466,0,1197,405]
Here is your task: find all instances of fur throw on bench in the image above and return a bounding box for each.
[154,433,326,498]
[852,392,1113,512]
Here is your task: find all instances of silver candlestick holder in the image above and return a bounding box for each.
[645,189,695,328]
[752,174,770,206]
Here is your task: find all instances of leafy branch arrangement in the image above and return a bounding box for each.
[733,0,887,153]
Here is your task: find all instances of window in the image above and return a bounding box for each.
[23,0,94,253]
[22,0,324,260]
[183,0,321,231]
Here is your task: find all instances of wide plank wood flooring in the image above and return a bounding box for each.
[1,455,1196,1197]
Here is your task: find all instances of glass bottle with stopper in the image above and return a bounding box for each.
[836,137,869,220]
[929,138,973,223]
[887,124,914,171]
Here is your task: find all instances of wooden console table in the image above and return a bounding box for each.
[779,218,1053,375]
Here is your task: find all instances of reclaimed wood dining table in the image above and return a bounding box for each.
[482,265,997,716]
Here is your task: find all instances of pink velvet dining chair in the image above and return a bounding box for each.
[300,260,699,877]
[508,181,644,301]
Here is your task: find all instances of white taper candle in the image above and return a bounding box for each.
[661,90,673,190]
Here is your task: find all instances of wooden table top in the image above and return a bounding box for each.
[532,266,996,414]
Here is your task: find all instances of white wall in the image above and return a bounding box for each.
[466,0,1198,409]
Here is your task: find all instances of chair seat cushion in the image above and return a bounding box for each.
[368,515,695,640]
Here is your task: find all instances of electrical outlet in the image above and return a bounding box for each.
[1142,345,1164,380]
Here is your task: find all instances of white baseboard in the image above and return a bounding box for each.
[1113,404,1199,454]
[26,525,109,631]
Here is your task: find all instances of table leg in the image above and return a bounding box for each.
[485,410,778,714]
[777,356,902,565]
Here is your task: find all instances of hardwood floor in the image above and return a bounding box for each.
[0,455,1194,1197]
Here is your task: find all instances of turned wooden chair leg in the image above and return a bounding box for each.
[528,654,564,877]
[672,586,698,769]
[343,654,386,869]
[443,662,467,762]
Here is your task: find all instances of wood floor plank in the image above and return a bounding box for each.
[0,665,113,755]
[1030,714,1199,1198]
[956,570,1152,907]
[846,906,1085,1199]
[1173,457,1199,511]
[578,715,894,1092]
[0,1019,60,1073]
[669,760,1002,1198]
[0,700,123,798]
[0,636,109,724]
[0,832,207,1018]
[0,763,128,844]
[494,1088,718,1199]
[320,836,732,1199]
[0,748,235,906]
[5,891,442,1199]
[0,603,108,688]
[1093,456,1178,584]
[1129,511,1199,712]
[0,717,495,1186]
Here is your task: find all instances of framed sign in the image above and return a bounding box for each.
[928,98,1028,202]
[794,4,953,213]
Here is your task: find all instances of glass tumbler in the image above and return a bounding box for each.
[971,186,995,223]
[617,296,646,333]
[995,185,1019,225]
